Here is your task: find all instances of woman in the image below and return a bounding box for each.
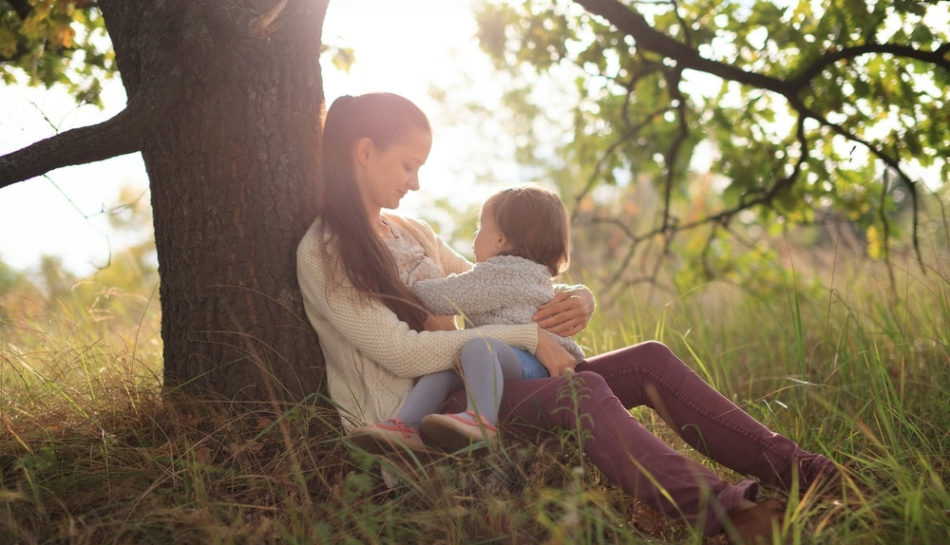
[347,184,586,453]
[296,92,839,541]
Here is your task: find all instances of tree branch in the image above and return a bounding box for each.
[570,103,668,223]
[793,100,924,267]
[660,67,687,231]
[0,73,179,189]
[573,0,790,95]
[1,0,197,189]
[7,0,32,20]
[574,0,948,111]
[573,0,928,272]
[791,42,950,89]
[878,170,897,291]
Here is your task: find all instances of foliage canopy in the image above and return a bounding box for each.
[0,0,353,106]
[0,0,113,105]
[473,0,948,288]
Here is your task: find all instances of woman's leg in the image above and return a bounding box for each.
[576,341,837,493]
[442,371,757,535]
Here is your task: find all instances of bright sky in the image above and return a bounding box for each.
[0,0,507,276]
[3,1,945,277]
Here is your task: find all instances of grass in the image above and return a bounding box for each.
[1,248,949,544]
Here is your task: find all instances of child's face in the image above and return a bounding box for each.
[473,203,513,262]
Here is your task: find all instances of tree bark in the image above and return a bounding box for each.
[99,0,328,407]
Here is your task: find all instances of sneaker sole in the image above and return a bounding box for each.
[421,414,496,453]
[346,432,427,458]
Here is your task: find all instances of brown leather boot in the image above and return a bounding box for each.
[724,498,786,544]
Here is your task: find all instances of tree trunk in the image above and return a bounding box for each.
[99,0,328,406]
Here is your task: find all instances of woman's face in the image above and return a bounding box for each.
[354,128,432,213]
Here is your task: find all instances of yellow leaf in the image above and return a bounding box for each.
[867,224,882,260]
[58,27,75,48]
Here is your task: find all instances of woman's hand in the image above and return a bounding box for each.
[534,327,576,377]
[534,286,595,337]
[424,315,457,331]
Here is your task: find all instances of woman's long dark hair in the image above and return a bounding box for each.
[319,93,431,331]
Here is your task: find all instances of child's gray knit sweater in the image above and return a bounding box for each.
[412,255,585,362]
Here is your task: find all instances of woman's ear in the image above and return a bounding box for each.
[355,137,374,168]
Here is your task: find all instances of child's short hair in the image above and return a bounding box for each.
[484,184,570,277]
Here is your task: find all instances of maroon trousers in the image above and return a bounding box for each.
[441,341,834,535]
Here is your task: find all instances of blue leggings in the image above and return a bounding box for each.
[396,337,548,429]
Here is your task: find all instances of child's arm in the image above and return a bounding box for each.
[412,259,530,316]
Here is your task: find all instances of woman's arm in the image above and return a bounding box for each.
[424,314,458,331]
[534,326,577,377]
[535,285,596,337]
[297,231,538,378]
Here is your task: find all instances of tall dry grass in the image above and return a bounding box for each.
[1,239,948,544]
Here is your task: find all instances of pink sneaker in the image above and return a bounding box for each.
[346,418,426,455]
[421,411,498,452]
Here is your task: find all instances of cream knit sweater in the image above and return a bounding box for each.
[296,213,539,430]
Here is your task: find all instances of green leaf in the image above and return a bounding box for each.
[467,0,947,283]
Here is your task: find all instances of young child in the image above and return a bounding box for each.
[347,184,584,453]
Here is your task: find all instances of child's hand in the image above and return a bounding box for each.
[535,328,576,377]
[424,315,457,331]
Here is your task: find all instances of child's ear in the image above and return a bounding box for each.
[495,232,513,251]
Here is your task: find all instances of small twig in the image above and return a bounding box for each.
[879,170,896,292]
